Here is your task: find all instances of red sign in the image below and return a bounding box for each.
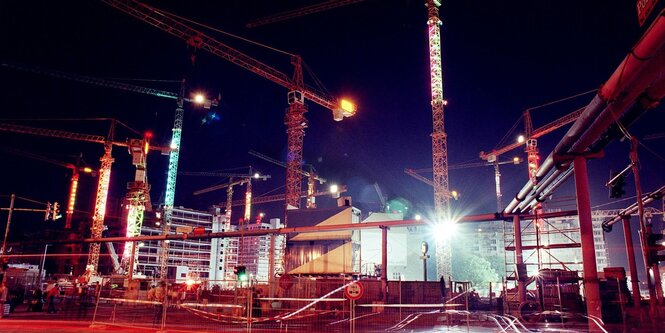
[637,0,659,26]
[279,274,294,290]
[344,282,363,300]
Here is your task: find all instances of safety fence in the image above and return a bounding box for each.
[2,274,616,332]
[83,276,522,332]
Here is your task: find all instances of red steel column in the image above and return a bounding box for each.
[622,217,642,307]
[513,215,526,303]
[381,226,388,302]
[573,157,602,327]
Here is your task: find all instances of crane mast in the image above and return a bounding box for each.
[158,81,186,281]
[121,137,151,275]
[426,0,452,279]
[87,134,115,275]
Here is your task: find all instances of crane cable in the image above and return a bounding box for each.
[136,1,296,57]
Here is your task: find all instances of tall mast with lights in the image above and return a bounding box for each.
[426,0,452,279]
[158,80,186,281]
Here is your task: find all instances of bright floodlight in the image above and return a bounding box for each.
[185,278,195,286]
[193,93,206,104]
[415,214,422,221]
[340,99,357,115]
[432,219,458,242]
[330,184,339,193]
[451,190,459,200]
[254,173,260,179]
[517,135,525,143]
[83,167,93,173]
[513,157,521,164]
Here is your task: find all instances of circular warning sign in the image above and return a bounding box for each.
[344,282,363,300]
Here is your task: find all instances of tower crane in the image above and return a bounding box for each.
[101,0,356,213]
[1,62,218,109]
[405,157,522,212]
[0,146,94,229]
[3,61,219,280]
[479,107,584,186]
[0,121,165,275]
[121,137,152,276]
[248,150,326,209]
[246,0,366,28]
[425,0,452,280]
[181,169,271,225]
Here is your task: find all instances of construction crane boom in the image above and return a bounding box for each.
[248,150,325,182]
[101,0,350,113]
[178,171,259,178]
[102,0,354,211]
[2,62,181,100]
[479,107,584,162]
[249,150,325,208]
[230,186,347,207]
[246,0,365,28]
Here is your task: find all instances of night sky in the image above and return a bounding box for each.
[1,1,664,271]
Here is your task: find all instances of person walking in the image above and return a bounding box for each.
[153,282,165,327]
[46,282,60,313]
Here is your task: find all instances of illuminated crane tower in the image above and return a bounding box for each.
[121,137,152,275]
[425,0,452,278]
[87,128,115,274]
[158,82,186,281]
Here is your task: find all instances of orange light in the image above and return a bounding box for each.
[194,93,205,104]
[340,99,357,116]
[83,167,93,173]
[68,179,78,214]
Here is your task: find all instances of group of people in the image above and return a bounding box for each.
[24,280,93,319]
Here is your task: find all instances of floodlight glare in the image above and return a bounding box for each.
[432,219,458,241]
[193,93,206,104]
[517,135,525,143]
[415,214,422,221]
[330,184,339,193]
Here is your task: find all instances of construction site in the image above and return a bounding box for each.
[0,1,664,332]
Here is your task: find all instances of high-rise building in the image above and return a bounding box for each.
[137,206,220,282]
[237,218,285,283]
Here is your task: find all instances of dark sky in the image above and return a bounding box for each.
[1,1,664,268]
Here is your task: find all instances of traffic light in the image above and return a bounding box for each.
[45,202,52,221]
[646,232,665,264]
[609,172,626,199]
[52,201,61,220]
[234,265,247,281]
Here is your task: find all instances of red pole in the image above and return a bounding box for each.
[513,215,526,303]
[630,137,661,315]
[622,217,642,307]
[572,157,602,329]
[381,226,388,302]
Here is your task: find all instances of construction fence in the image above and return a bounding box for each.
[82,276,505,332]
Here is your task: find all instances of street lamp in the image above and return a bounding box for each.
[421,241,429,281]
